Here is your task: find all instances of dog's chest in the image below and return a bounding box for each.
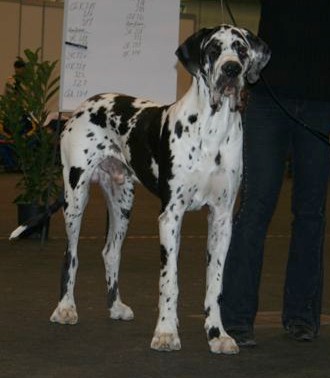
[169,114,242,210]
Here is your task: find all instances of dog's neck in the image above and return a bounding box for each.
[179,77,237,112]
[174,77,241,133]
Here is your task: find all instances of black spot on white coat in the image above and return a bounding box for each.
[188,114,198,124]
[90,106,107,128]
[175,120,183,138]
[69,166,85,190]
[215,151,221,165]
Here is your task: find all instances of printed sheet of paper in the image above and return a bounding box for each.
[60,0,180,112]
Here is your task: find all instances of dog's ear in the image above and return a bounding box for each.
[242,28,271,84]
[176,28,216,77]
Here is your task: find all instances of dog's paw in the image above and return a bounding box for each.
[110,302,134,321]
[209,336,239,354]
[150,332,181,352]
[50,303,78,325]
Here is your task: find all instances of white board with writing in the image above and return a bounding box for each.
[59,0,180,112]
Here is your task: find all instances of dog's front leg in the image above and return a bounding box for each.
[204,206,239,354]
[150,208,183,352]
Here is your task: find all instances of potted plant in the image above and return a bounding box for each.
[0,48,62,239]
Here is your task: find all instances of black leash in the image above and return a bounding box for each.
[223,0,330,146]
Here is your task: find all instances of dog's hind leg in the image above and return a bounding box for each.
[50,165,92,325]
[150,207,184,351]
[204,206,239,354]
[99,168,135,321]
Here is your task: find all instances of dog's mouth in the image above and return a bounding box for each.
[220,76,240,97]
[223,85,237,97]
[210,78,241,112]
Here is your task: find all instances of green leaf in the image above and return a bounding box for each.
[0,48,62,205]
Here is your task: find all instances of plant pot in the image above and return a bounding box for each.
[17,203,50,240]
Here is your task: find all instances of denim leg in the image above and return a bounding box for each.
[282,100,330,332]
[222,90,292,331]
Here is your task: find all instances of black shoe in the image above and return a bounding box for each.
[227,329,257,347]
[286,324,316,342]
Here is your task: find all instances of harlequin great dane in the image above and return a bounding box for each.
[50,25,270,354]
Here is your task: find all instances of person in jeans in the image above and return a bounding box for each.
[221,0,330,346]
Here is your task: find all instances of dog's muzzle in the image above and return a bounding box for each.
[222,61,242,78]
[210,60,243,112]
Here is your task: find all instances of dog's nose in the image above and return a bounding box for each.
[222,61,242,78]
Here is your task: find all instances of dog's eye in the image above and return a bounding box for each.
[206,44,221,63]
[237,46,248,59]
[232,41,248,60]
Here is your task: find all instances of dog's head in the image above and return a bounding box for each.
[176,25,271,112]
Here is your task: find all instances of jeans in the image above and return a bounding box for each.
[221,85,330,334]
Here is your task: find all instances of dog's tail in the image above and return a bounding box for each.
[9,192,65,240]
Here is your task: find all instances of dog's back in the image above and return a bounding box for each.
[61,93,171,196]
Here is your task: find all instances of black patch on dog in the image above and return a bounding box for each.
[107,280,118,308]
[188,114,198,124]
[89,94,104,102]
[204,40,222,67]
[127,105,170,196]
[60,247,72,299]
[69,166,84,190]
[175,120,183,138]
[112,96,137,135]
[121,208,130,219]
[232,40,248,64]
[208,326,220,340]
[160,244,168,269]
[210,104,218,116]
[97,143,105,150]
[86,132,94,138]
[90,105,107,128]
[75,111,84,119]
[215,151,221,165]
